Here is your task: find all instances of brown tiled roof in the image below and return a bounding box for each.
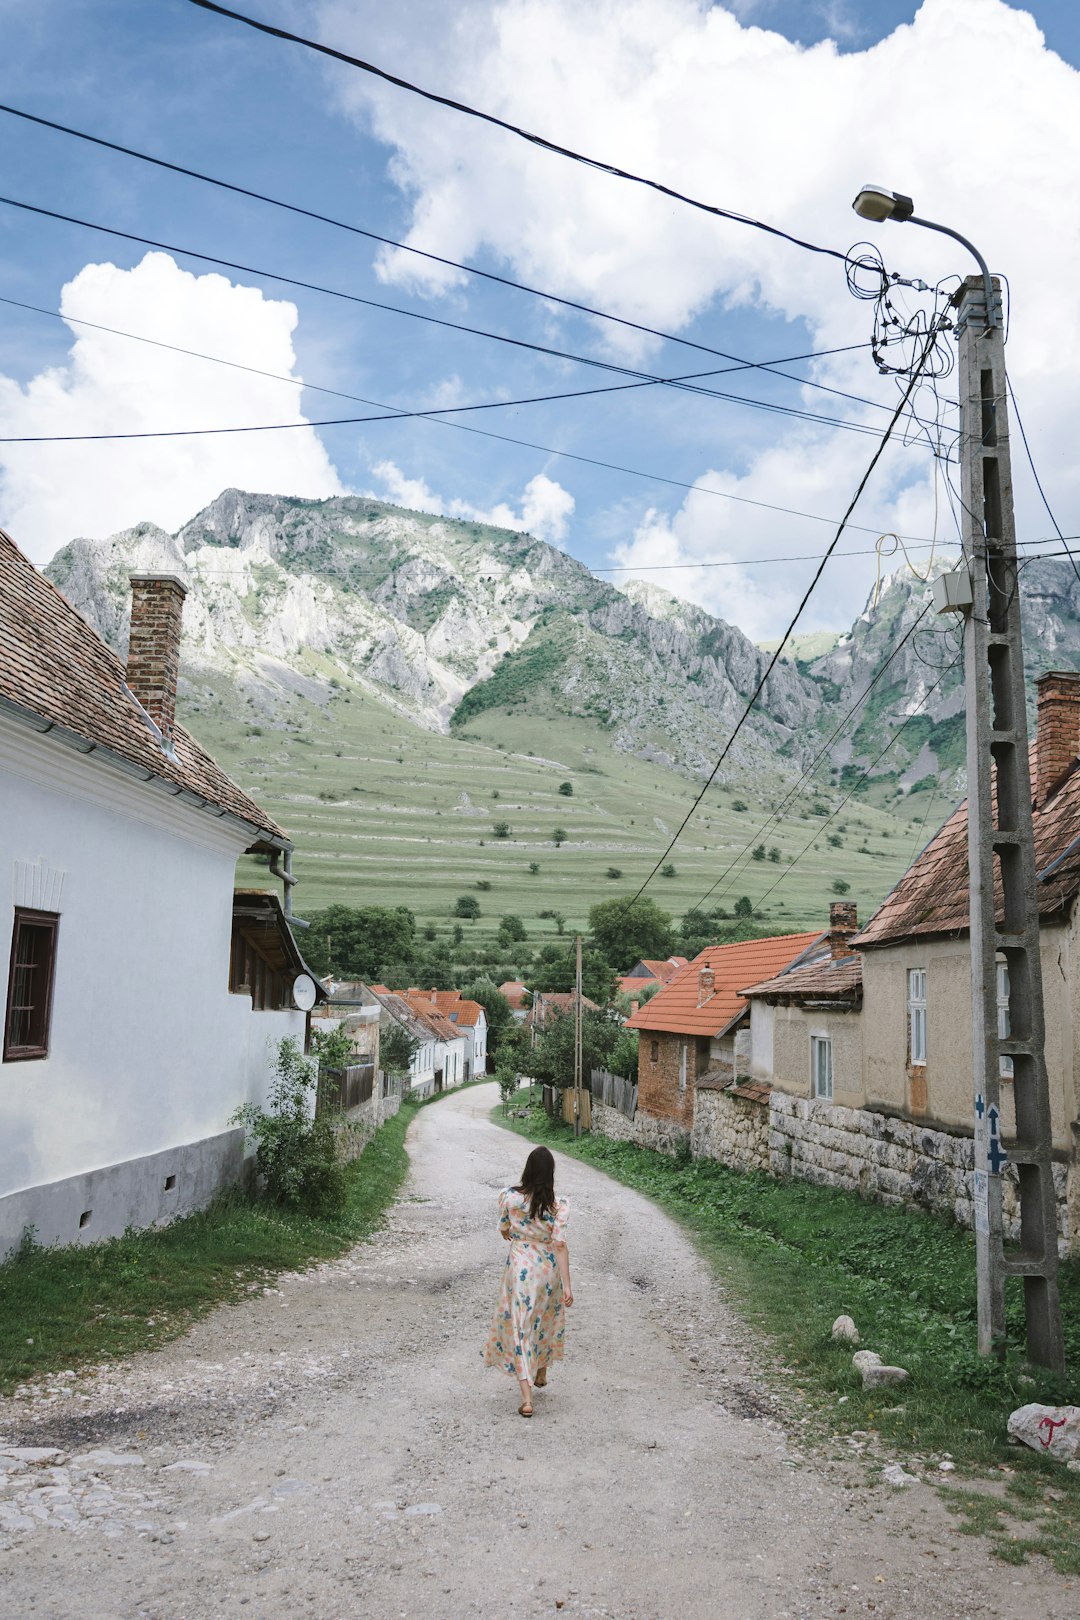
[728,1079,772,1105]
[403,989,484,1027]
[0,528,286,845]
[498,979,528,1007]
[626,933,823,1037]
[741,947,863,1003]
[854,741,1080,948]
[526,991,599,1028]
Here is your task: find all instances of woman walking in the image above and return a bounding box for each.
[482,1145,573,1417]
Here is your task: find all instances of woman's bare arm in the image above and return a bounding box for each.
[554,1241,573,1306]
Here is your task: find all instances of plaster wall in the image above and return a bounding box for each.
[1,719,305,1254]
[767,1003,864,1108]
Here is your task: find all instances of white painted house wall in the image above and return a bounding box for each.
[0,714,305,1256]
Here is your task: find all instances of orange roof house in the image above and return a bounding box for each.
[627,932,822,1139]
[617,955,689,998]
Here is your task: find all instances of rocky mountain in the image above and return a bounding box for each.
[45,488,822,784]
[44,489,1080,800]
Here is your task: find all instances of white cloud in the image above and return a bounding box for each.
[319,0,1080,632]
[0,253,343,563]
[370,459,575,544]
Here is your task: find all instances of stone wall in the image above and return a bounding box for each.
[591,1099,690,1155]
[692,1087,769,1173]
[768,1091,1073,1256]
[337,1088,402,1163]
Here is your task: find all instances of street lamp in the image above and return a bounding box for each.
[849,184,1064,1372]
[851,184,997,325]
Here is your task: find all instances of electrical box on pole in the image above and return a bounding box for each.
[953,273,1064,1372]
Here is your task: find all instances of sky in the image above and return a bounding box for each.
[2,0,1080,640]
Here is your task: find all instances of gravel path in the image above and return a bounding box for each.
[1,1083,1076,1619]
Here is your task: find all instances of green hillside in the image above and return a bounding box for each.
[184,660,937,964]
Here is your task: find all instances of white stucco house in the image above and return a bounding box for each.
[0,530,324,1257]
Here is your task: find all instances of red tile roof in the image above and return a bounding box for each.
[526,991,599,1028]
[0,528,286,845]
[626,933,823,1037]
[855,740,1080,948]
[498,980,528,1007]
[741,947,862,1003]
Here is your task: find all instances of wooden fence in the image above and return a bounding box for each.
[590,1068,638,1119]
[320,1062,375,1114]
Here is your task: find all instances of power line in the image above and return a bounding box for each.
[748,652,961,914]
[0,100,887,415]
[620,315,951,908]
[0,194,907,441]
[1005,376,1080,591]
[687,603,934,916]
[186,0,855,267]
[0,287,946,540]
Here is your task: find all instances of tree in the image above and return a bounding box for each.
[734,896,754,918]
[382,1022,420,1083]
[751,843,766,862]
[530,1005,629,1087]
[304,904,415,980]
[558,781,574,796]
[461,977,514,1051]
[832,878,851,895]
[606,866,623,880]
[587,895,673,968]
[492,820,511,839]
[552,827,567,847]
[528,861,540,875]
[732,799,748,812]
[660,863,676,878]
[454,894,481,919]
[498,914,527,942]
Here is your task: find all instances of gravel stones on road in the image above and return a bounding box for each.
[1,1084,1075,1618]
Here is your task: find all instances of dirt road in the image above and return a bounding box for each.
[1,1083,1075,1618]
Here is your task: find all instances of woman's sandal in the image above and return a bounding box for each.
[518,1402,533,1418]
[534,1369,547,1388]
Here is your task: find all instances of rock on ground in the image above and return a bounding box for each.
[1007,1404,1080,1463]
[0,1085,1076,1618]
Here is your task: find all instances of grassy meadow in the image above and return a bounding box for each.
[182,663,945,954]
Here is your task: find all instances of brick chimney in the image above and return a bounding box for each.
[126,573,187,742]
[828,900,858,959]
[697,965,715,1006]
[1035,671,1080,806]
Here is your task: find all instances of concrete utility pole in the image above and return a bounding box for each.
[573,935,583,1139]
[952,272,1064,1371]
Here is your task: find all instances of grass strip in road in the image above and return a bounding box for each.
[0,1100,418,1397]
[494,1095,1080,1573]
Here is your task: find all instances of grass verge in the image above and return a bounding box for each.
[0,1099,418,1397]
[493,1094,1080,1574]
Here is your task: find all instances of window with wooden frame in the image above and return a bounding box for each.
[4,909,60,1061]
[907,967,927,1066]
[650,1039,659,1063]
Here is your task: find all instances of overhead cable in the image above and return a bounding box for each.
[0,194,907,441]
[185,0,855,267]
[619,315,950,908]
[0,100,888,415]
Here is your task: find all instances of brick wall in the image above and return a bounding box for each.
[127,574,187,739]
[1035,670,1080,805]
[637,1030,709,1131]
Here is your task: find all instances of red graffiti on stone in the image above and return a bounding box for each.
[1037,1415,1066,1450]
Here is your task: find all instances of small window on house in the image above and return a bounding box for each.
[650,1040,659,1064]
[907,968,927,1066]
[678,1042,688,1092]
[997,961,1013,1079]
[811,1035,833,1100]
[4,909,60,1062]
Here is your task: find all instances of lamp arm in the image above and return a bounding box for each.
[905,214,997,327]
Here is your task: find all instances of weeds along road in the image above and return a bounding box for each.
[0,1083,1075,1619]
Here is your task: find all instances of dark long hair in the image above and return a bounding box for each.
[515,1145,556,1223]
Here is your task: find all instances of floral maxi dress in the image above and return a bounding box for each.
[482,1188,569,1383]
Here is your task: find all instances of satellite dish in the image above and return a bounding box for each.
[292,974,317,1011]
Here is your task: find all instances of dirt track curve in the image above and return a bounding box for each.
[1,1082,1075,1619]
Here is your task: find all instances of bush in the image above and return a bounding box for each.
[734,896,754,918]
[528,861,540,875]
[492,820,511,839]
[558,782,574,796]
[660,863,676,878]
[497,1060,518,1112]
[767,846,781,863]
[231,1038,345,1217]
[732,799,748,812]
[552,827,568,847]
[606,866,623,879]
[476,879,493,891]
[831,878,851,895]
[499,913,527,942]
[751,843,766,861]
[454,894,481,918]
